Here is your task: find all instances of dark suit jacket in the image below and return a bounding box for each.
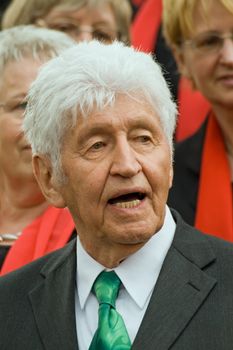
[1,209,233,349]
[168,121,207,225]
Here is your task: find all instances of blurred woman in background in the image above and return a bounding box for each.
[2,0,132,44]
[0,26,75,275]
[131,0,210,141]
[164,0,233,241]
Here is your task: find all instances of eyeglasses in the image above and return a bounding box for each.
[36,19,119,43]
[182,31,233,54]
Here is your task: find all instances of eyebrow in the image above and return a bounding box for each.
[77,124,112,143]
[77,116,160,141]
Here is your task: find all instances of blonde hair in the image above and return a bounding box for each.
[162,0,233,47]
[2,0,132,44]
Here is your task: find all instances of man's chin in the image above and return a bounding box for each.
[109,226,157,246]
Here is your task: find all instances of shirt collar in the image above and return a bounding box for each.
[76,205,176,309]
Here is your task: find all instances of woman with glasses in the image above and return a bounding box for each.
[164,0,233,241]
[131,0,210,142]
[2,0,132,45]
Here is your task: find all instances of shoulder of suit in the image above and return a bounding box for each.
[171,208,233,267]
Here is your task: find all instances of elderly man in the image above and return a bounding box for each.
[0,41,233,350]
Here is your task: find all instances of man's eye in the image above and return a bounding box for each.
[138,135,151,143]
[91,141,105,150]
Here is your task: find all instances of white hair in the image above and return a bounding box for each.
[23,40,177,181]
[0,25,75,74]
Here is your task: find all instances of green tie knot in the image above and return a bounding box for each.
[89,270,131,349]
[92,271,121,308]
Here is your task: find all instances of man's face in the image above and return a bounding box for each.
[53,94,173,264]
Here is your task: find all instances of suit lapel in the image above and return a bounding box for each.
[132,212,217,350]
[28,240,79,350]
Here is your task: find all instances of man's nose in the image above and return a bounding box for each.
[219,38,233,66]
[110,140,142,177]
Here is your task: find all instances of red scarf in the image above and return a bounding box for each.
[176,78,210,140]
[131,0,210,141]
[195,113,233,241]
[1,206,75,276]
[131,0,162,53]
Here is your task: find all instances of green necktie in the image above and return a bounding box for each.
[89,271,132,350]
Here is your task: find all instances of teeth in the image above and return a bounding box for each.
[114,199,140,209]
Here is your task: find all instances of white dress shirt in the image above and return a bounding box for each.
[75,205,176,349]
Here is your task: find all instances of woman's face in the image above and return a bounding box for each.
[0,57,42,182]
[40,3,118,43]
[174,1,233,109]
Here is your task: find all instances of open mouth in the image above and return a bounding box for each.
[108,192,145,209]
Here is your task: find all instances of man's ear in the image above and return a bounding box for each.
[169,166,173,189]
[32,155,66,208]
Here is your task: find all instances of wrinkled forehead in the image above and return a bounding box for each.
[69,93,163,138]
[73,90,158,119]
